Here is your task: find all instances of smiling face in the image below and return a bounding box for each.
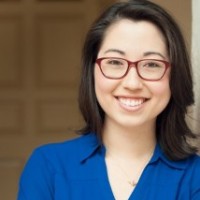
[94,19,171,132]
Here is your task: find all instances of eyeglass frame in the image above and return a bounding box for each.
[95,57,170,81]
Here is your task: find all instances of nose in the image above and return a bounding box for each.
[121,66,143,90]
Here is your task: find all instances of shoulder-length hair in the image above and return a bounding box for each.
[78,0,198,160]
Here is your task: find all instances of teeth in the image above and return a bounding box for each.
[118,98,144,107]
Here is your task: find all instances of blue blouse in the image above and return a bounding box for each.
[18,133,200,200]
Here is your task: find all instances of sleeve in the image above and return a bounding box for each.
[17,148,55,200]
[192,189,200,200]
[191,156,200,200]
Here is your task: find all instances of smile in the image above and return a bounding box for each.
[118,97,146,107]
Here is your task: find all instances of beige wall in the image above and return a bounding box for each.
[192,0,200,138]
[153,0,191,48]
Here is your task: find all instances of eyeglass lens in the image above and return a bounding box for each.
[98,58,167,80]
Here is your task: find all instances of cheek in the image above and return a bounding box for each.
[151,69,171,95]
[148,77,171,104]
[94,66,106,96]
[152,84,170,96]
[94,65,115,97]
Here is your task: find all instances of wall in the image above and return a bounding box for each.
[192,0,200,137]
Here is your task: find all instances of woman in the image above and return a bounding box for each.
[18,0,200,199]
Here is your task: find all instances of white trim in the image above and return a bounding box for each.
[192,0,200,132]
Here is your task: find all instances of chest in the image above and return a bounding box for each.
[53,157,189,200]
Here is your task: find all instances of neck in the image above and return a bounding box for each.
[102,119,156,160]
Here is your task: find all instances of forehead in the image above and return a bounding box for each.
[99,19,168,59]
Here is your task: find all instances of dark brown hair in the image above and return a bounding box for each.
[78,0,198,160]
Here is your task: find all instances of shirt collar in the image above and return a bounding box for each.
[79,133,189,170]
[150,144,189,170]
[79,133,102,163]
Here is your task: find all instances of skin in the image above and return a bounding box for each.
[94,19,171,199]
[95,19,171,149]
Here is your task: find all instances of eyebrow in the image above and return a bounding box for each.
[104,49,166,59]
[104,49,125,55]
[143,51,166,59]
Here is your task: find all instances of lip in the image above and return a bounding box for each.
[115,96,149,111]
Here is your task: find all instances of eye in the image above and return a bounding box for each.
[144,61,162,68]
[106,59,123,66]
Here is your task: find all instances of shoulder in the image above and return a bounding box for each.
[188,154,200,175]
[161,153,200,198]
[36,134,86,153]
[18,134,98,199]
[176,154,200,176]
[20,133,98,180]
[187,154,200,169]
[33,133,97,162]
[186,154,200,198]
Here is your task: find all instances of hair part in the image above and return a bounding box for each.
[78,0,198,160]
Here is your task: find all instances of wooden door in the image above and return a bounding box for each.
[0,0,108,199]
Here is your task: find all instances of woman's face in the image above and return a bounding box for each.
[94,19,171,130]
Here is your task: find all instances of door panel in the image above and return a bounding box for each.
[0,0,100,199]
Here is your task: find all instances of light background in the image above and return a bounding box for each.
[192,0,200,135]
